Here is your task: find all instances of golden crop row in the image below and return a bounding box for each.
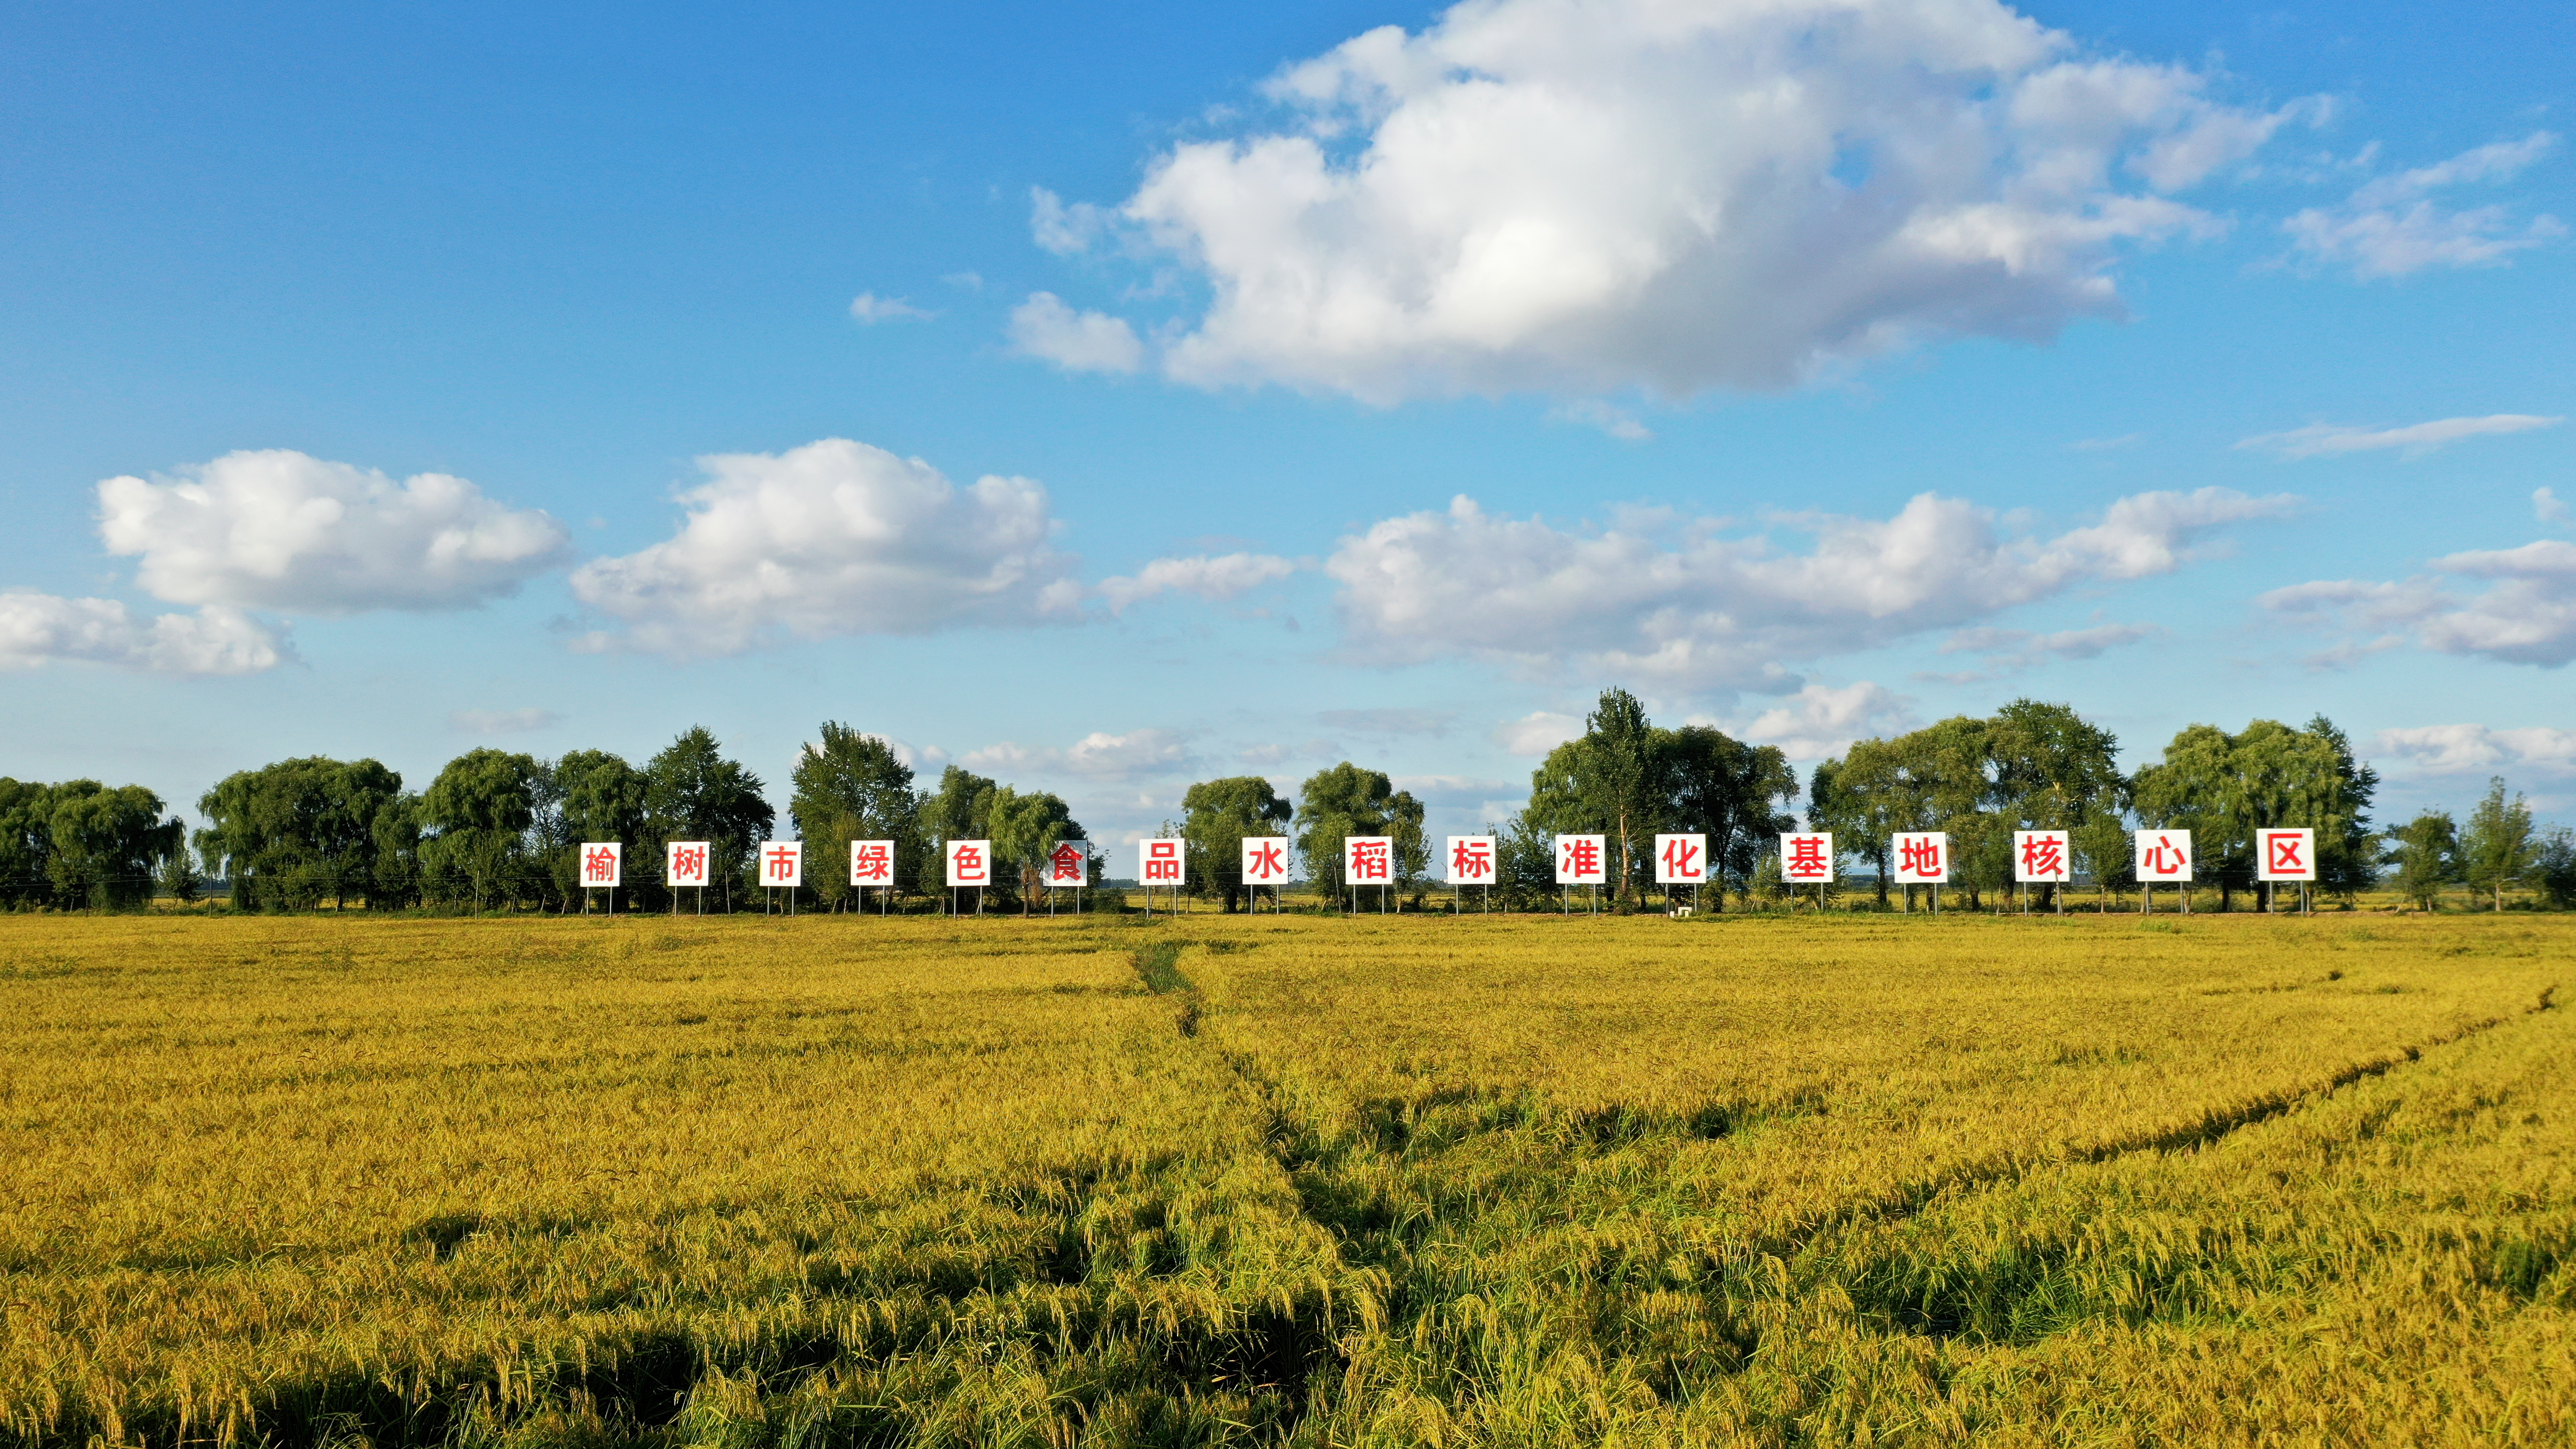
[0,912,2568,1447]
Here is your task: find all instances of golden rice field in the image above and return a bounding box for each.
[1,910,2571,1448]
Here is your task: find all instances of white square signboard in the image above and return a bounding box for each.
[760,839,804,889]
[666,841,710,888]
[1447,835,1497,886]
[1044,840,1088,888]
[2256,828,2317,882]
[1241,837,1292,886]
[1139,838,1185,886]
[850,839,895,887]
[2014,830,2070,883]
[579,841,622,889]
[945,838,991,888]
[2134,830,2193,883]
[1892,832,1947,885]
[1654,833,1708,884]
[1554,834,1606,885]
[1344,835,1394,884]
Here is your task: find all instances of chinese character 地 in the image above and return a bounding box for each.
[1898,836,1941,878]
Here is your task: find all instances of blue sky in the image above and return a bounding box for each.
[3,0,2571,848]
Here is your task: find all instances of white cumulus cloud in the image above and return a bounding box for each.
[1494,710,1585,756]
[1009,292,1144,373]
[1053,0,2306,402]
[2237,413,2561,460]
[960,728,1196,781]
[0,593,283,675]
[2540,487,2573,525]
[570,438,1083,658]
[95,449,569,613]
[849,292,934,323]
[1742,682,1921,760]
[1097,552,1296,612]
[2264,538,2576,668]
[2375,724,2576,778]
[2283,132,2563,279]
[1325,487,2291,691]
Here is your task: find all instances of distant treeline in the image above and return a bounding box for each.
[4,691,2572,913]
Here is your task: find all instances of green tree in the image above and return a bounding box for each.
[919,766,1001,910]
[420,749,540,912]
[789,724,923,910]
[1294,762,1419,904]
[2133,717,2375,909]
[0,779,61,909]
[643,727,776,912]
[987,786,1084,914]
[1661,725,1798,908]
[2458,777,2537,912]
[1182,776,1292,911]
[2382,809,2460,912]
[195,757,408,911]
[2535,826,2576,910]
[45,782,182,910]
[1584,688,1657,904]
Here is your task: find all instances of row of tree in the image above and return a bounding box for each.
[8,692,2574,913]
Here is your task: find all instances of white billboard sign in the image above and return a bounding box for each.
[666,840,710,888]
[1139,838,1185,887]
[759,839,803,889]
[1554,834,1607,885]
[2014,830,2070,883]
[1654,833,1708,884]
[1344,836,1394,885]
[945,838,991,888]
[850,839,895,888]
[1044,840,1088,888]
[579,841,622,889]
[1781,832,1835,883]
[2135,830,2194,883]
[1447,835,1497,886]
[1892,832,1948,885]
[2256,828,2317,882]
[1241,837,1292,886]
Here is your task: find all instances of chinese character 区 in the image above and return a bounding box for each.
[2268,835,2304,873]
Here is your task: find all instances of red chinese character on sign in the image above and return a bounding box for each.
[954,843,986,883]
[1565,837,1601,877]
[1661,837,1702,878]
[1144,840,1182,883]
[855,843,893,882]
[1453,839,1492,877]
[2267,834,2304,874]
[764,845,797,882]
[2141,836,2186,875]
[583,845,617,884]
[1899,836,1942,878]
[1248,840,1284,877]
[1786,835,1830,881]
[1350,840,1391,882]
[672,845,705,881]
[2020,835,2063,878]
[1050,842,1084,881]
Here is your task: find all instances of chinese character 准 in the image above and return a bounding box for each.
[1145,840,1182,883]
[1351,840,1391,881]
[855,843,893,882]
[1454,839,1492,876]
[2268,835,2304,873]
[1662,837,1701,878]
[1786,836,1829,880]
[2019,835,2062,878]
[1899,836,1941,878]
[1248,840,1284,877]
[1565,837,1601,877]
[765,845,797,881]
[583,845,617,884]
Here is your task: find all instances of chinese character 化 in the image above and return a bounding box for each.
[1662,837,1702,878]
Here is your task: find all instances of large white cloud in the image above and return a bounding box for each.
[2265,539,2576,668]
[96,449,568,613]
[1056,0,2304,401]
[2375,724,2576,779]
[570,438,1084,658]
[2284,133,2563,279]
[0,593,282,675]
[1325,487,2291,690]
